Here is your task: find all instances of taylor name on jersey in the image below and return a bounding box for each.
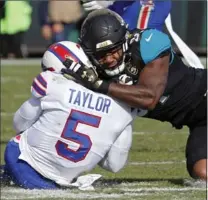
[31,71,111,114]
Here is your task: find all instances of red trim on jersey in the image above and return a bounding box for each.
[139,6,150,29]
[137,0,154,29]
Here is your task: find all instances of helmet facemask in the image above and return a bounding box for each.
[89,39,128,79]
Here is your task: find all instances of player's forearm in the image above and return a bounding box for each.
[108,82,155,109]
[112,55,169,110]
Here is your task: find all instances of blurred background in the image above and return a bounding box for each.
[0,0,207,58]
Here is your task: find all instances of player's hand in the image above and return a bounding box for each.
[82,1,103,11]
[62,58,98,88]
[62,58,110,94]
[81,1,114,11]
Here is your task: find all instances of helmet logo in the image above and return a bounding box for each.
[129,66,138,75]
[129,33,141,45]
[96,40,113,49]
[126,62,139,76]
[76,44,81,49]
[65,55,77,63]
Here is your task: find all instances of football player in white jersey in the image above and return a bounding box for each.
[3,41,137,189]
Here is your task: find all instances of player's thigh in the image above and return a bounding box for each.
[186,124,207,177]
[4,139,58,189]
[147,0,171,30]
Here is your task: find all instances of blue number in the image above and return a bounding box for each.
[55,109,101,162]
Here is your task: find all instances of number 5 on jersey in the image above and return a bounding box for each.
[55,109,101,162]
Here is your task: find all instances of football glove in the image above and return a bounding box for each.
[62,58,110,94]
[81,1,114,11]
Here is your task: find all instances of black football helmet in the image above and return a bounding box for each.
[79,9,129,78]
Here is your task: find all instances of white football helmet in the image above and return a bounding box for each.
[41,41,93,73]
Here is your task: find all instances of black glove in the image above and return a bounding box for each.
[62,58,110,94]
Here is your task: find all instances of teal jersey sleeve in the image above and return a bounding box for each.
[140,29,171,64]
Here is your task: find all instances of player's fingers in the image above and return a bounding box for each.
[83,1,103,10]
[83,5,102,11]
[63,73,76,81]
[83,7,96,11]
[82,1,97,7]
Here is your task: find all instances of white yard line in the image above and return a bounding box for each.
[13,94,29,98]
[1,59,41,66]
[129,160,186,165]
[1,77,25,83]
[1,185,206,200]
[0,188,124,200]
[1,94,29,98]
[0,58,206,67]
[122,187,206,192]
[132,131,187,135]
[1,112,14,117]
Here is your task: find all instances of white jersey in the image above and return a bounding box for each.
[18,71,136,186]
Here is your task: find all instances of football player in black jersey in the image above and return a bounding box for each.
[62,9,207,181]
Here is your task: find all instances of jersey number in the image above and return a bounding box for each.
[129,33,140,44]
[55,109,101,163]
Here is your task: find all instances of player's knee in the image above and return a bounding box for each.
[109,164,123,173]
[191,159,207,181]
[109,156,128,173]
[99,155,127,173]
[107,159,126,173]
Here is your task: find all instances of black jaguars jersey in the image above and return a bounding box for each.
[142,55,207,129]
[129,29,207,129]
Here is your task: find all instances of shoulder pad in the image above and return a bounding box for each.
[140,29,171,64]
[31,71,51,98]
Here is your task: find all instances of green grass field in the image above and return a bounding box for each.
[1,64,207,200]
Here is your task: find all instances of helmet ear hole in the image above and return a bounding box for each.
[41,63,47,71]
[41,62,55,72]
